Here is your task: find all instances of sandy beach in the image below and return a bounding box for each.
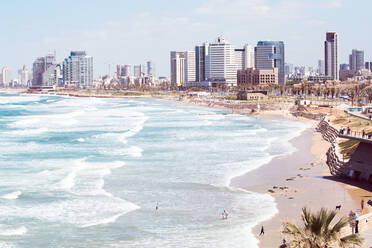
[231,123,372,247]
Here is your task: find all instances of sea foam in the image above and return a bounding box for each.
[1,191,22,200]
[0,226,27,236]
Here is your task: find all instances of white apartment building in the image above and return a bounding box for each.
[170,51,185,86]
[185,51,196,83]
[244,44,255,69]
[63,51,93,87]
[2,66,10,87]
[205,37,237,86]
[235,49,245,71]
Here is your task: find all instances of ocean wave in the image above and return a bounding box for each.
[3,128,48,136]
[1,191,22,200]
[0,197,140,228]
[56,159,125,197]
[80,206,138,228]
[0,95,41,104]
[101,146,143,158]
[0,226,27,236]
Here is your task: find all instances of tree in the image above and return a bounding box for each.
[282,207,363,248]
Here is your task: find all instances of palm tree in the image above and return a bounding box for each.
[282,207,363,248]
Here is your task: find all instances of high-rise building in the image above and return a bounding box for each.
[147,61,155,77]
[285,63,293,76]
[170,51,185,86]
[365,62,372,72]
[185,51,196,83]
[243,44,255,69]
[234,45,255,72]
[116,64,132,78]
[32,57,45,86]
[340,63,350,70]
[18,65,29,86]
[324,32,338,80]
[349,49,364,71]
[133,65,142,77]
[32,54,55,86]
[1,66,10,87]
[63,51,93,87]
[116,65,123,78]
[318,60,325,75]
[195,44,208,82]
[235,49,245,71]
[205,37,237,86]
[255,41,285,85]
[43,63,63,86]
[123,65,131,77]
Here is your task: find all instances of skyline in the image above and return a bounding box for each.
[1,0,372,77]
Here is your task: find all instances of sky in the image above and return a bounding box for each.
[0,0,371,77]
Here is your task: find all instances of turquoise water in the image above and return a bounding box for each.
[0,93,307,248]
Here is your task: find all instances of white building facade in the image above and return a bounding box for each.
[205,37,237,87]
[170,51,185,86]
[63,51,93,87]
[185,50,196,83]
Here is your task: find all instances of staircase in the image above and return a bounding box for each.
[316,118,347,177]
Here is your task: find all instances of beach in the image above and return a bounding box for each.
[231,122,372,247]
[8,90,372,247]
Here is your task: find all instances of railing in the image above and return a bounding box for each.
[339,129,372,140]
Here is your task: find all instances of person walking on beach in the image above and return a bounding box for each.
[223,210,228,219]
[259,226,264,236]
[221,209,229,220]
[355,213,359,233]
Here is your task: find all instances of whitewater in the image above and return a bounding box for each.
[0,93,307,248]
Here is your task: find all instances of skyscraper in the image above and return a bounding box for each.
[349,49,364,71]
[340,64,350,70]
[365,62,372,72]
[244,44,255,69]
[117,65,132,77]
[185,51,196,83]
[205,37,237,86]
[147,61,155,77]
[318,60,325,75]
[1,67,10,87]
[235,44,255,70]
[324,32,338,80]
[195,44,207,82]
[255,41,285,85]
[123,65,131,77]
[170,51,185,86]
[235,49,245,71]
[19,65,29,86]
[32,54,55,86]
[133,65,142,77]
[63,51,93,87]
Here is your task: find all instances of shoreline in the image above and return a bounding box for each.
[13,90,372,246]
[231,126,371,247]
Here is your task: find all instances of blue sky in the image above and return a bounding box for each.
[1,0,371,77]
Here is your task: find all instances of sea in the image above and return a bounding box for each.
[0,93,307,248]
